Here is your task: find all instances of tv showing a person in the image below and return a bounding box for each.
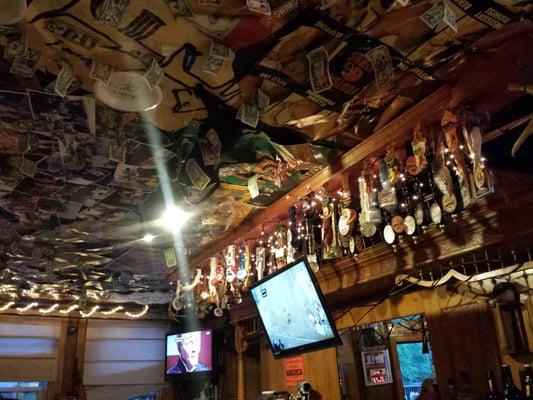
[166,330,212,375]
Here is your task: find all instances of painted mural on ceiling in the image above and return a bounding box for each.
[0,0,531,305]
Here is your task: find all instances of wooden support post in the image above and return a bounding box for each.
[235,325,249,400]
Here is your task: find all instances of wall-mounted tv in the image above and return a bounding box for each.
[166,328,213,378]
[250,257,341,359]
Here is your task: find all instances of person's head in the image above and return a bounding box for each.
[176,331,202,370]
[420,378,434,394]
[280,52,309,83]
[341,52,373,82]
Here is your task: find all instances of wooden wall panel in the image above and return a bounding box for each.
[334,289,501,399]
[498,296,533,388]
[440,302,500,399]
[260,337,341,399]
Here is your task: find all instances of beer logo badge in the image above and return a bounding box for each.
[349,236,356,254]
[430,202,442,225]
[415,204,425,226]
[442,193,457,214]
[236,268,248,280]
[391,215,405,234]
[338,214,349,236]
[383,224,396,244]
[338,209,354,236]
[474,165,485,190]
[361,222,376,238]
[404,215,416,235]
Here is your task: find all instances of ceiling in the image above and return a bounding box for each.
[0,0,532,310]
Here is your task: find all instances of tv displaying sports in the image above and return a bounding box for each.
[166,328,213,376]
[250,257,341,358]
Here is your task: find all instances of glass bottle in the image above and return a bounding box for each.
[502,365,523,400]
[523,364,533,400]
[487,370,502,400]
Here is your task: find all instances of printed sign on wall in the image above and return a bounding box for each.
[284,356,304,387]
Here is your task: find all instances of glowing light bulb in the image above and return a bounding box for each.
[101,306,124,315]
[142,233,155,242]
[0,302,14,311]
[39,304,59,314]
[159,206,191,232]
[80,305,100,318]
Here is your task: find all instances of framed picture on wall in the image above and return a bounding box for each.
[361,349,393,386]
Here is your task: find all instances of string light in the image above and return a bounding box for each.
[60,304,79,314]
[101,306,124,315]
[39,304,59,314]
[80,305,100,318]
[16,302,38,312]
[125,305,149,318]
[0,302,15,311]
[0,300,147,320]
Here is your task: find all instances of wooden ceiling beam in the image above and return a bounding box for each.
[187,86,452,267]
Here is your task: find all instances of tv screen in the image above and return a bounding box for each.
[166,329,213,377]
[250,257,341,358]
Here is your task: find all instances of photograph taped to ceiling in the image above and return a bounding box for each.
[233,1,526,141]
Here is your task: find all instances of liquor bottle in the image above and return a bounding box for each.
[523,364,533,400]
[457,370,478,400]
[502,365,523,400]
[487,370,502,400]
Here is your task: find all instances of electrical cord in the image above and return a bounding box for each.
[337,280,416,338]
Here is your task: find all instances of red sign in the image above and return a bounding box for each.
[284,356,304,387]
[361,350,393,386]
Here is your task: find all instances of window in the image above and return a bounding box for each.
[0,382,46,400]
[396,342,435,400]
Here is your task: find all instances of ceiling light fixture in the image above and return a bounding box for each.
[159,205,191,232]
[142,233,155,242]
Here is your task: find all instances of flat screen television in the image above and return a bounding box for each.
[165,328,213,378]
[250,257,341,358]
